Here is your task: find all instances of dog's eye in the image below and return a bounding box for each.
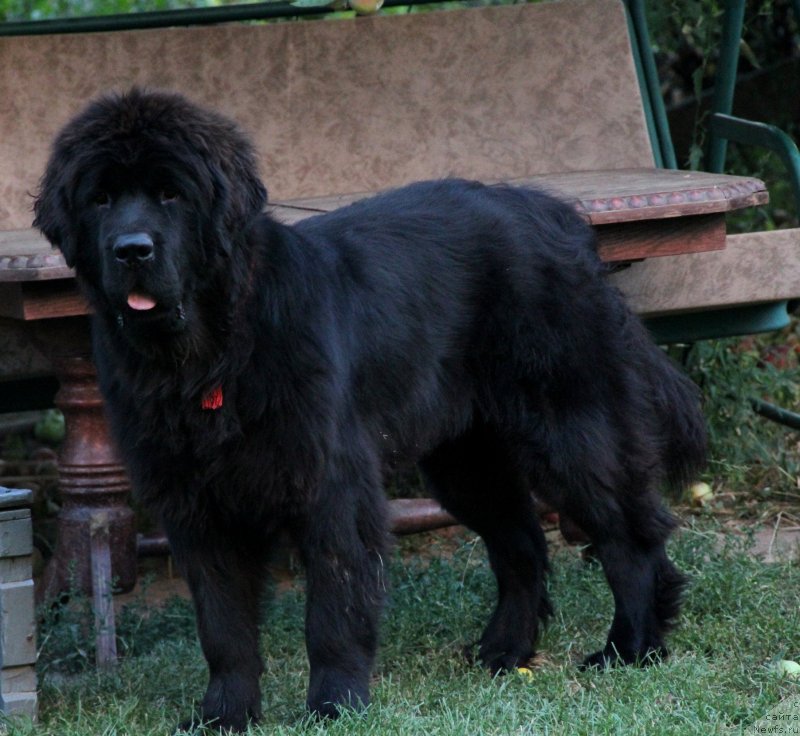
[159,189,179,205]
[94,192,111,208]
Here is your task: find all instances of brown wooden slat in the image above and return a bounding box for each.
[512,169,768,224]
[270,169,769,227]
[90,511,118,670]
[0,280,87,321]
[596,213,726,262]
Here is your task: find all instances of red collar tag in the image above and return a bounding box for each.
[201,385,224,411]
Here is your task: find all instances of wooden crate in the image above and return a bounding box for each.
[0,487,36,722]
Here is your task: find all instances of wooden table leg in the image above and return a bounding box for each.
[30,317,136,600]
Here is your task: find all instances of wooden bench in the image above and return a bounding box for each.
[0,0,798,595]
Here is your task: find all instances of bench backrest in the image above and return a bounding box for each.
[0,0,654,230]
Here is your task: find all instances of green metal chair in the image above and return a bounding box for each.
[625,0,800,429]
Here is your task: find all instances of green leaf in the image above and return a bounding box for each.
[688,142,704,171]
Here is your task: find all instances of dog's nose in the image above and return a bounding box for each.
[113,233,154,266]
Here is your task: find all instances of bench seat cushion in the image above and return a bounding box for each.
[0,0,653,230]
[610,228,800,316]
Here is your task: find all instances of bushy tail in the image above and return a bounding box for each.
[642,338,708,491]
[615,302,708,492]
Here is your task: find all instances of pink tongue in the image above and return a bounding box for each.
[127,292,158,311]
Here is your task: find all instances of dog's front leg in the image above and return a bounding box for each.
[167,524,266,733]
[295,471,388,719]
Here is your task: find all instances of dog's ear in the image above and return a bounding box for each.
[225,155,267,230]
[209,157,267,250]
[33,181,78,268]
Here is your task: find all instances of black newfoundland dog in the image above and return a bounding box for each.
[34,89,706,732]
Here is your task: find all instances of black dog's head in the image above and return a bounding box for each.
[33,88,267,354]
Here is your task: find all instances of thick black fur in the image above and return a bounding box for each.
[34,89,706,732]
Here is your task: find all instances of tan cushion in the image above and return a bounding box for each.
[0,0,653,229]
[610,229,800,316]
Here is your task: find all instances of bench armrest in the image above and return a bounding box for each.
[708,112,800,213]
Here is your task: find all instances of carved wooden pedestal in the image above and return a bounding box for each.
[31,318,136,600]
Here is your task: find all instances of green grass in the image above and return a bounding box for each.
[8,523,800,735]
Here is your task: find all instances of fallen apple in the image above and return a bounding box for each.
[349,0,383,13]
[34,409,66,444]
[689,481,713,506]
[777,659,800,678]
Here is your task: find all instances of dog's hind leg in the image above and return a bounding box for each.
[581,525,686,669]
[584,493,686,667]
[421,424,551,674]
[543,468,686,668]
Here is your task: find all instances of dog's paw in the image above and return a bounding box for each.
[580,645,668,671]
[466,638,534,676]
[176,694,260,732]
[174,716,217,734]
[175,716,250,735]
[175,715,243,735]
[480,648,534,676]
[306,673,370,721]
[184,672,262,733]
[580,650,617,671]
[308,699,347,721]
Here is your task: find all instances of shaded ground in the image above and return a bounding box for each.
[736,519,800,562]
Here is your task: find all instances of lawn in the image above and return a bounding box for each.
[9,517,800,735]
